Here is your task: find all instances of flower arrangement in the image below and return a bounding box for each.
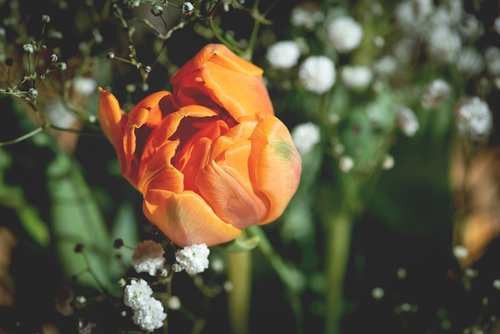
[1,0,499,333]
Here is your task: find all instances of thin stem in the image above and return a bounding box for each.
[0,127,43,147]
[325,212,354,334]
[243,0,261,61]
[208,18,243,56]
[81,251,107,295]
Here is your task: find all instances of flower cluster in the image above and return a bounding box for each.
[124,279,167,332]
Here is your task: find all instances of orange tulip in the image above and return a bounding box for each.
[98,44,301,246]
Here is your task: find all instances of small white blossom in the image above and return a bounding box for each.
[175,244,210,275]
[371,287,385,300]
[72,76,97,97]
[381,155,395,170]
[457,47,484,76]
[292,122,321,155]
[266,41,301,69]
[339,156,354,173]
[210,257,224,272]
[453,245,469,259]
[421,79,451,108]
[23,43,35,54]
[132,240,165,276]
[341,66,373,90]
[167,296,181,310]
[427,25,461,64]
[327,17,363,53]
[485,47,500,76]
[223,281,234,292]
[494,16,500,34]
[395,0,433,32]
[396,106,419,137]
[45,100,78,128]
[299,56,336,94]
[458,14,483,40]
[132,297,167,332]
[373,56,397,76]
[123,279,153,309]
[493,280,500,290]
[124,0,141,8]
[393,38,417,65]
[290,2,323,29]
[456,97,492,138]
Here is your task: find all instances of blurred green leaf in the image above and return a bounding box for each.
[47,153,115,294]
[17,207,50,247]
[109,202,139,280]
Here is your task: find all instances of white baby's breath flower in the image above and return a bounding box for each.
[396,106,419,137]
[395,0,433,32]
[339,156,354,173]
[175,244,210,275]
[458,14,483,40]
[456,47,484,76]
[123,279,153,310]
[456,97,492,139]
[327,17,363,53]
[427,25,461,64]
[266,41,301,69]
[381,155,395,170]
[290,2,323,29]
[72,76,97,96]
[299,56,336,94]
[132,297,167,332]
[167,296,181,310]
[393,38,417,65]
[45,100,78,128]
[341,66,373,90]
[453,245,469,259]
[132,240,165,276]
[292,122,321,155]
[373,56,397,76]
[421,79,451,108]
[124,0,141,8]
[485,47,500,76]
[494,16,500,34]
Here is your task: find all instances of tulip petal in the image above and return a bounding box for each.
[137,140,182,193]
[172,44,274,121]
[178,137,212,191]
[98,88,124,148]
[196,158,267,229]
[249,116,302,223]
[143,189,241,246]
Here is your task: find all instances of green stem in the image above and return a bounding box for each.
[227,250,252,334]
[242,0,261,61]
[0,127,43,147]
[325,212,354,334]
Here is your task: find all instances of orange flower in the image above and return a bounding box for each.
[98,44,301,246]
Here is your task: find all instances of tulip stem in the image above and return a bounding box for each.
[227,249,252,334]
[325,211,354,334]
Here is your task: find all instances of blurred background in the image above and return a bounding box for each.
[1,0,500,333]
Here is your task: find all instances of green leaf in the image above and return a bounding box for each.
[109,202,139,280]
[17,207,50,247]
[47,153,114,293]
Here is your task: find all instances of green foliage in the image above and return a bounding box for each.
[47,152,116,294]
